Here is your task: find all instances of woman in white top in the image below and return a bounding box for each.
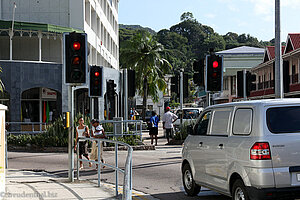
[75,117,92,169]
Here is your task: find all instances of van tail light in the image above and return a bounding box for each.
[250,142,271,160]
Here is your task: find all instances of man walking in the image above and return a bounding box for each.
[162,106,178,143]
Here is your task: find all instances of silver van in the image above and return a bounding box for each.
[182,99,300,200]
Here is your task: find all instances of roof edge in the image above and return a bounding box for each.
[0,20,83,34]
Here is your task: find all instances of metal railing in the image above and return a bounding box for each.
[77,138,133,200]
[6,122,47,135]
[100,120,143,141]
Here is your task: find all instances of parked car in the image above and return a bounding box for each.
[182,99,300,200]
[174,108,203,130]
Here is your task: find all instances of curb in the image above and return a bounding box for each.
[8,144,156,153]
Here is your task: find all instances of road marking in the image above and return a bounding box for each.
[102,182,154,200]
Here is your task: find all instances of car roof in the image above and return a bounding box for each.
[207,98,300,110]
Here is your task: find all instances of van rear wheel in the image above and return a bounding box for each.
[232,179,249,200]
[182,163,200,196]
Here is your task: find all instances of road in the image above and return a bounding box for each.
[7,143,229,200]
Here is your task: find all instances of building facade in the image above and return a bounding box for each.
[214,46,264,103]
[251,34,300,99]
[0,0,120,124]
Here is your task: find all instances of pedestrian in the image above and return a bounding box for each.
[149,111,159,145]
[90,119,106,169]
[130,108,134,120]
[74,117,92,170]
[162,107,178,143]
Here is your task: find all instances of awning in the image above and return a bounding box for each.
[0,20,83,33]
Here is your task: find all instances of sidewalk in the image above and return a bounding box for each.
[142,122,174,146]
[4,169,119,200]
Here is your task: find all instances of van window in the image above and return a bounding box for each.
[211,109,232,135]
[176,109,200,119]
[195,111,211,135]
[233,109,252,135]
[267,106,300,133]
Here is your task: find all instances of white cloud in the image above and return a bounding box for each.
[282,0,300,8]
[205,14,216,19]
[248,0,273,16]
[228,4,239,12]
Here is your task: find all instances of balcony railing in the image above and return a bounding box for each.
[257,80,275,90]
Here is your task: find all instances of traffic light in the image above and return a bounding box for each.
[283,61,290,93]
[64,32,87,84]
[171,75,179,97]
[237,71,244,98]
[128,70,136,98]
[206,54,223,92]
[193,59,204,86]
[237,71,256,98]
[246,72,256,96]
[107,80,116,99]
[89,66,102,97]
[183,74,189,99]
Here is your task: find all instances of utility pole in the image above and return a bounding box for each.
[124,69,128,130]
[243,69,247,100]
[68,86,74,182]
[180,70,184,127]
[275,0,283,98]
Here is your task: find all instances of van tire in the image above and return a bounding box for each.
[232,179,249,200]
[182,163,201,196]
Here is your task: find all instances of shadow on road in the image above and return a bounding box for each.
[151,191,231,200]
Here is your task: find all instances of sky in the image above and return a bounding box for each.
[119,0,300,42]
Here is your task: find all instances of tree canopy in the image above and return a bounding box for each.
[119,12,274,102]
[120,31,172,119]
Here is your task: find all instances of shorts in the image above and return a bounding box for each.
[79,141,88,157]
[149,127,158,135]
[166,128,173,139]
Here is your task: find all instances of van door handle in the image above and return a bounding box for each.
[198,142,203,147]
[218,144,224,149]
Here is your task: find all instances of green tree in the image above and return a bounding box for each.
[120,31,172,120]
[180,12,194,21]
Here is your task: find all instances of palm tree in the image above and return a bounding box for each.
[120,31,172,120]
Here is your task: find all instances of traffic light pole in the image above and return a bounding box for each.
[68,86,74,182]
[124,69,128,129]
[180,70,183,128]
[275,0,283,98]
[243,69,247,100]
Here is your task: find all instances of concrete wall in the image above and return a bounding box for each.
[69,0,84,30]
[1,0,70,27]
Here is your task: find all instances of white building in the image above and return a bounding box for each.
[0,0,119,69]
[0,0,120,124]
[214,46,265,103]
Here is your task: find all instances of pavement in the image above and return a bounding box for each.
[4,169,120,200]
[3,122,168,200]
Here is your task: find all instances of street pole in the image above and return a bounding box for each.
[275,0,283,98]
[243,69,247,100]
[124,69,128,129]
[68,86,74,182]
[10,2,16,61]
[180,70,183,128]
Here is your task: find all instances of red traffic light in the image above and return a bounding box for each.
[73,42,81,51]
[213,61,219,68]
[94,72,100,77]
